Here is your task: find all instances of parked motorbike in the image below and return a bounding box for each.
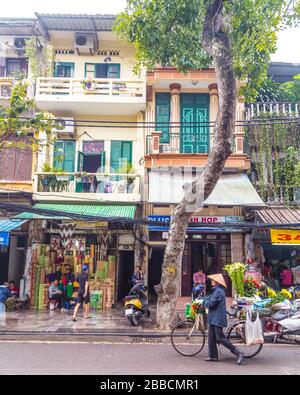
[262,301,300,343]
[124,283,150,326]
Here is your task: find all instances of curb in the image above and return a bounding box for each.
[0,330,170,338]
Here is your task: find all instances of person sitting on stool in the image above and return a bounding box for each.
[48,279,63,309]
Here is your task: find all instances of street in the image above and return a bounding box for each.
[0,339,299,375]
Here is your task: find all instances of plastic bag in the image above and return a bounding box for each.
[245,311,264,346]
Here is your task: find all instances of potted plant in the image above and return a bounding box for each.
[119,163,136,193]
[81,79,96,90]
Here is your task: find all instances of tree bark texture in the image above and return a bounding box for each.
[155,0,236,330]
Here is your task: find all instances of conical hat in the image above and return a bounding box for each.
[207,273,227,288]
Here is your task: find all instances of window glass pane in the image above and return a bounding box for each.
[85,64,95,79]
[108,64,120,78]
[95,64,108,78]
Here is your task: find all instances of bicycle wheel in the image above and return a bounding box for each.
[227,321,263,358]
[171,319,206,356]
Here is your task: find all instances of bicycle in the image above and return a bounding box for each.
[171,302,263,358]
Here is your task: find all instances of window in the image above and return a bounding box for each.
[54,62,74,78]
[155,93,170,144]
[85,63,121,79]
[110,141,132,173]
[53,141,75,172]
[0,146,32,181]
[6,58,28,78]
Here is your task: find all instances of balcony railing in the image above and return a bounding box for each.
[146,133,248,155]
[36,77,145,99]
[255,184,300,205]
[36,173,140,195]
[245,102,300,119]
[0,78,13,99]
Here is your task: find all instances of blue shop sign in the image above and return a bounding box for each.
[0,232,10,246]
[148,215,245,231]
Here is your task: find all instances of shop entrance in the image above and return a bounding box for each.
[181,235,231,297]
[117,251,134,302]
[148,247,164,303]
[0,246,9,284]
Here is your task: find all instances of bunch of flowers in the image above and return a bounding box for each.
[224,262,246,297]
[243,277,260,297]
[267,288,277,298]
[266,288,293,307]
[278,288,293,300]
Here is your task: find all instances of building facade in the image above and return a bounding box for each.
[143,68,264,299]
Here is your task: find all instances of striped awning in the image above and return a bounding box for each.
[16,203,137,220]
[0,219,27,232]
[255,209,300,225]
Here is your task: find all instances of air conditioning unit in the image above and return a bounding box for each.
[13,37,27,55]
[74,33,95,54]
[53,118,75,135]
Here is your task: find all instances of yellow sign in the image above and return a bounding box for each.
[75,221,108,229]
[270,228,300,245]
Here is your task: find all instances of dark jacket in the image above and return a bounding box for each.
[203,285,227,328]
[0,286,11,303]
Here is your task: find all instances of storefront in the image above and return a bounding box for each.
[148,215,248,298]
[16,203,139,309]
[146,171,265,299]
[0,219,27,285]
[252,209,300,289]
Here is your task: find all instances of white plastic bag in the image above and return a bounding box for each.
[245,311,264,345]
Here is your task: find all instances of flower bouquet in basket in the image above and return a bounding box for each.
[224,262,246,298]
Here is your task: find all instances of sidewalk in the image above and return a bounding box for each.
[0,307,158,336]
[0,297,234,337]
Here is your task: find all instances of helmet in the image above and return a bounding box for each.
[82,265,89,272]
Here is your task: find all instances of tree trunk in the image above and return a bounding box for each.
[155,0,236,330]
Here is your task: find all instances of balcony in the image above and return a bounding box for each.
[35,77,146,115]
[255,184,300,206]
[145,132,250,169]
[34,172,141,203]
[245,102,300,119]
[0,78,13,100]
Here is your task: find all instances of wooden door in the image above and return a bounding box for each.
[180,93,210,153]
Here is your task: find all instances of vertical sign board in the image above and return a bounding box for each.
[0,232,10,246]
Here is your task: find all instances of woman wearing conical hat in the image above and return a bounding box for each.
[203,274,244,365]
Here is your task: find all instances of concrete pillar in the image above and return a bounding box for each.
[169,83,181,152]
[208,83,219,150]
[231,233,244,263]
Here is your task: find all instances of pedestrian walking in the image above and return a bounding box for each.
[72,265,90,322]
[203,273,244,365]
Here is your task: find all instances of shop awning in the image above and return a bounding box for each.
[0,218,27,232]
[149,171,265,206]
[255,209,300,225]
[16,203,137,220]
[0,219,27,246]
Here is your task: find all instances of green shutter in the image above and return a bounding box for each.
[180,93,210,154]
[63,141,75,172]
[121,141,132,166]
[110,141,123,173]
[101,151,106,172]
[156,93,170,144]
[53,141,64,169]
[77,151,84,172]
[110,141,132,173]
